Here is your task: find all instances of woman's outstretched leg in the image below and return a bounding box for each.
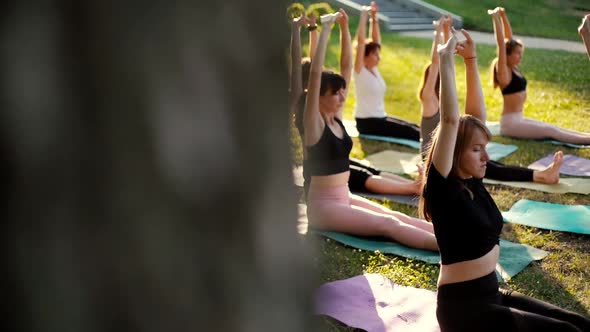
[349,194,436,235]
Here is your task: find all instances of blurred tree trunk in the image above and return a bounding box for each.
[0,0,316,331]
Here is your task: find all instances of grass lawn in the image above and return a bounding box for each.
[290,18,590,330]
[423,0,590,41]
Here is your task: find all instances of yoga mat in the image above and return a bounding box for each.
[342,119,422,149]
[292,166,418,206]
[365,150,422,175]
[366,145,516,176]
[313,230,547,282]
[483,177,590,194]
[502,199,590,235]
[486,142,518,161]
[354,192,419,207]
[528,154,590,177]
[546,140,590,149]
[486,121,501,136]
[315,273,439,332]
[298,204,547,281]
[345,120,517,156]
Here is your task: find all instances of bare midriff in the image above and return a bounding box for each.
[502,91,526,115]
[437,245,500,287]
[309,171,350,188]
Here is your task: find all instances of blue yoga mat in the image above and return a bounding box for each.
[314,230,547,281]
[503,199,590,235]
[487,142,518,161]
[354,192,419,207]
[359,134,421,149]
[546,140,590,149]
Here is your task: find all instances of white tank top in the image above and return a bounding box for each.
[353,66,387,118]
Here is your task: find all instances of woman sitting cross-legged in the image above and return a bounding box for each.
[420,29,590,332]
[302,13,437,251]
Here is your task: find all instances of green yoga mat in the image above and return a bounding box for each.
[343,119,422,149]
[314,230,548,282]
[546,140,590,149]
[503,199,590,235]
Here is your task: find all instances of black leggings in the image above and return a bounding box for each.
[356,116,420,141]
[437,272,590,332]
[303,159,383,197]
[485,160,534,182]
[348,159,381,192]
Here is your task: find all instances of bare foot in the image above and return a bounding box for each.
[533,151,563,184]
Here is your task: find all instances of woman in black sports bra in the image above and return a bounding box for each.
[289,9,421,198]
[300,12,437,251]
[421,30,590,332]
[489,7,590,144]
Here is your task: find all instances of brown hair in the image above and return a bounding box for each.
[364,40,381,57]
[490,38,524,89]
[419,115,492,221]
[417,63,440,101]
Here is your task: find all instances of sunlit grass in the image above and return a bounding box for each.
[291,18,590,330]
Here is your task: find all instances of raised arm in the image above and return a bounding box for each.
[307,13,318,60]
[354,7,370,74]
[303,14,338,146]
[499,7,513,40]
[337,8,352,119]
[432,32,459,177]
[369,1,381,44]
[419,18,443,106]
[442,15,452,44]
[456,29,485,123]
[289,15,306,113]
[579,14,590,60]
[489,8,510,88]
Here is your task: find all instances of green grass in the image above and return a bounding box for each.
[291,25,590,330]
[425,0,590,41]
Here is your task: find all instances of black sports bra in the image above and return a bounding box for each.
[305,118,352,176]
[501,69,527,95]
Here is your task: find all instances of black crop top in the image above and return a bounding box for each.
[305,118,353,176]
[423,164,504,265]
[501,70,527,95]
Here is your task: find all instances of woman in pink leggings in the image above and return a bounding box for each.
[302,12,437,251]
[489,7,590,144]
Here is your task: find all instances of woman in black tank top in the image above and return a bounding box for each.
[295,9,438,251]
[289,9,422,197]
[489,7,590,144]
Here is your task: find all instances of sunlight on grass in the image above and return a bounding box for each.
[292,25,590,328]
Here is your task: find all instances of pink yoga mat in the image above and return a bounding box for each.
[315,274,439,332]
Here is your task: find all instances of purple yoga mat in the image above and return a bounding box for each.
[528,154,590,177]
[315,274,439,332]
